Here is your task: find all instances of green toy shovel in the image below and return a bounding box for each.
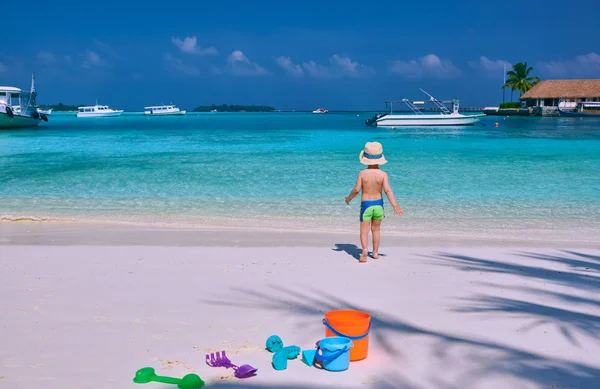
[133,367,204,389]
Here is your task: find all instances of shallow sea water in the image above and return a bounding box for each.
[1,112,599,241]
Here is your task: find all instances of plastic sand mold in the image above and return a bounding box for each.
[133,367,204,389]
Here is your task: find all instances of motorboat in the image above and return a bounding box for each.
[144,104,186,116]
[366,89,484,127]
[76,103,123,118]
[37,108,53,115]
[312,108,328,114]
[558,100,600,117]
[0,73,48,129]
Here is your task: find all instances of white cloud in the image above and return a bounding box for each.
[537,52,600,77]
[389,54,461,79]
[171,36,218,55]
[163,52,200,76]
[276,55,373,78]
[37,51,57,63]
[94,40,123,60]
[81,50,109,69]
[226,50,267,76]
[0,61,7,74]
[37,51,72,64]
[330,55,374,77]
[302,60,331,78]
[469,56,511,72]
[275,56,304,77]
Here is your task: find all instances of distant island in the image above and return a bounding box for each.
[38,103,83,112]
[193,104,276,112]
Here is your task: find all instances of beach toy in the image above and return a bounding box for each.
[265,335,283,352]
[272,351,288,370]
[315,337,353,372]
[323,310,371,361]
[133,367,204,389]
[301,349,316,367]
[265,336,301,371]
[206,351,257,378]
[271,346,300,370]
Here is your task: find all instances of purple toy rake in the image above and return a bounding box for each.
[205,351,257,379]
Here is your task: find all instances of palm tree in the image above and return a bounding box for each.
[503,62,540,101]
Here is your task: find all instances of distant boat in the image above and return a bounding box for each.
[144,104,186,116]
[0,73,48,129]
[558,100,600,117]
[365,89,484,127]
[312,108,328,114]
[482,106,499,114]
[77,103,123,118]
[37,108,53,115]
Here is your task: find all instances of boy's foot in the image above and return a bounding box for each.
[359,250,368,263]
[372,252,380,259]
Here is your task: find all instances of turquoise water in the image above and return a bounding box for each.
[1,112,599,241]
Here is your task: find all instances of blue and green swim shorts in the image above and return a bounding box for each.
[360,199,384,222]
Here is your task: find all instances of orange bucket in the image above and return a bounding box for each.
[323,310,371,361]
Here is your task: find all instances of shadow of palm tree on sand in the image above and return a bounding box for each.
[203,276,600,389]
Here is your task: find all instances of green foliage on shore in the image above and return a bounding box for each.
[193,104,276,112]
[502,62,540,100]
[38,103,83,111]
[499,102,521,109]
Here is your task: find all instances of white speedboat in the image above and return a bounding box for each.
[366,89,484,127]
[0,73,48,129]
[558,100,600,117]
[312,108,328,114]
[144,104,186,116]
[77,103,123,118]
[37,108,53,115]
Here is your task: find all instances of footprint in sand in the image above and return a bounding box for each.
[238,340,262,352]
[157,359,196,373]
[209,375,234,383]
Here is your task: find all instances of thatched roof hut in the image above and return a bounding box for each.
[520,80,600,100]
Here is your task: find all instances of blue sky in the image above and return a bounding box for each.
[2,0,599,110]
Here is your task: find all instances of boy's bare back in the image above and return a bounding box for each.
[358,169,389,201]
[346,167,402,216]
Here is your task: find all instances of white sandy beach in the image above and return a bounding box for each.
[1,222,599,389]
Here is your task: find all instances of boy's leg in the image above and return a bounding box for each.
[371,219,382,258]
[359,221,370,263]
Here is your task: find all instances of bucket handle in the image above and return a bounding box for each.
[322,318,371,341]
[314,345,349,362]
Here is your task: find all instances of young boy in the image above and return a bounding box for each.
[345,142,403,263]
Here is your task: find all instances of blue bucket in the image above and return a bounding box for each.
[315,336,353,372]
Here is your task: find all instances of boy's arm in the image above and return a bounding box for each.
[345,174,362,204]
[383,173,404,216]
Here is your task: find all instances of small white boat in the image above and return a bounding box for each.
[77,103,123,118]
[558,100,600,117]
[144,104,186,116]
[37,108,53,115]
[366,89,484,127]
[0,73,48,130]
[312,108,328,114]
